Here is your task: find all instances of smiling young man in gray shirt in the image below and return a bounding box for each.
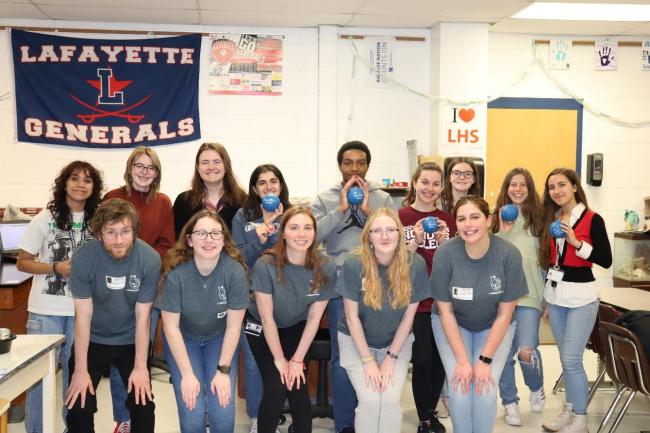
[65,199,159,433]
[311,140,394,433]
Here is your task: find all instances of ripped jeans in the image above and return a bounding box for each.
[498,306,544,406]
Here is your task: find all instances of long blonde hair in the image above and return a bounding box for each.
[122,146,162,202]
[358,208,412,310]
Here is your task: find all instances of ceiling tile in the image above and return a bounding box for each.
[491,18,647,35]
[37,0,192,8]
[200,10,350,27]
[0,3,49,19]
[198,0,366,14]
[39,5,200,24]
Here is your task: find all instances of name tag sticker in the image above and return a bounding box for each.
[547,268,565,283]
[452,286,473,301]
[106,275,126,290]
[244,319,262,336]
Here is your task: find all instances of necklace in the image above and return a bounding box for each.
[199,272,212,289]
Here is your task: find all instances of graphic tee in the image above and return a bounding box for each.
[69,239,160,345]
[20,209,93,316]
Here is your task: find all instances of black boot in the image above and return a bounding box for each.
[417,421,431,433]
[429,410,446,433]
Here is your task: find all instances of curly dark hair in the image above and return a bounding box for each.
[47,161,104,231]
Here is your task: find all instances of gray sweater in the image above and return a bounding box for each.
[312,181,394,266]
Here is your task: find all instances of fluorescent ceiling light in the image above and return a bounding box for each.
[512,2,650,21]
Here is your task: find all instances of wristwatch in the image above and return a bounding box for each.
[478,355,493,365]
[216,364,231,374]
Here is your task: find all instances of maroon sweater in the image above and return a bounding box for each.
[104,187,175,259]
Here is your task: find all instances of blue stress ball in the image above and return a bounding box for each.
[261,194,281,212]
[347,187,364,206]
[422,216,438,234]
[501,204,519,223]
[550,220,565,238]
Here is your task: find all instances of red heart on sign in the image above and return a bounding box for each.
[459,108,475,123]
[211,38,236,65]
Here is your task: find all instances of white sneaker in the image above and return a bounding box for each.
[504,403,523,426]
[249,418,258,433]
[530,387,546,413]
[542,402,573,432]
[559,413,588,433]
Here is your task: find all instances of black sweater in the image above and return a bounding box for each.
[172,190,239,239]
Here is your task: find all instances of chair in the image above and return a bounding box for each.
[286,328,333,433]
[307,328,334,420]
[586,303,622,406]
[595,322,650,433]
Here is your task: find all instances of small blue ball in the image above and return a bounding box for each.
[422,216,438,234]
[501,204,519,223]
[261,194,281,212]
[550,220,565,238]
[347,187,364,206]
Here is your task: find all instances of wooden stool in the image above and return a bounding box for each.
[0,398,10,433]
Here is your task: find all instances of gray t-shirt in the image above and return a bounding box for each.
[160,254,249,340]
[248,255,338,328]
[70,239,160,345]
[430,235,528,332]
[337,252,429,348]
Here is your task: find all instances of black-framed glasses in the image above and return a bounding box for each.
[191,230,224,240]
[450,170,474,179]
[133,163,157,173]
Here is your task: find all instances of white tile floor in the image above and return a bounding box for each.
[8,345,650,433]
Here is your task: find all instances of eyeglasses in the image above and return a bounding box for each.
[191,230,224,240]
[102,229,133,240]
[133,163,157,173]
[368,227,400,236]
[451,170,474,179]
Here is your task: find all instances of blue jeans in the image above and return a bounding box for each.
[432,314,515,433]
[163,333,238,433]
[25,313,74,433]
[547,301,598,415]
[239,331,263,419]
[499,306,544,406]
[329,296,358,432]
[110,306,161,422]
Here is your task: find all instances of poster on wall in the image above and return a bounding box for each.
[366,36,395,88]
[440,104,486,154]
[549,39,571,70]
[594,38,617,71]
[11,30,201,148]
[208,33,283,95]
[642,40,650,70]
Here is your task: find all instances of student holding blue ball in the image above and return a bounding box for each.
[399,162,455,433]
[231,164,291,432]
[539,168,611,433]
[490,168,546,427]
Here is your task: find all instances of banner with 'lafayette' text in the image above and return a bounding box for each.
[11,30,201,148]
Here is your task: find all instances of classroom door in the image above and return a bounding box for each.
[485,98,583,208]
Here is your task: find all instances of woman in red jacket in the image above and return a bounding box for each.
[539,168,611,433]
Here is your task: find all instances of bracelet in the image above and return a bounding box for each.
[414,238,425,247]
[386,350,398,360]
[290,358,305,369]
[361,355,374,364]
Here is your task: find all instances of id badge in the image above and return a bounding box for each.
[244,319,263,337]
[452,286,473,301]
[547,268,565,284]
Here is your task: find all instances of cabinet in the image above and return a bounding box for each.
[613,232,650,291]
